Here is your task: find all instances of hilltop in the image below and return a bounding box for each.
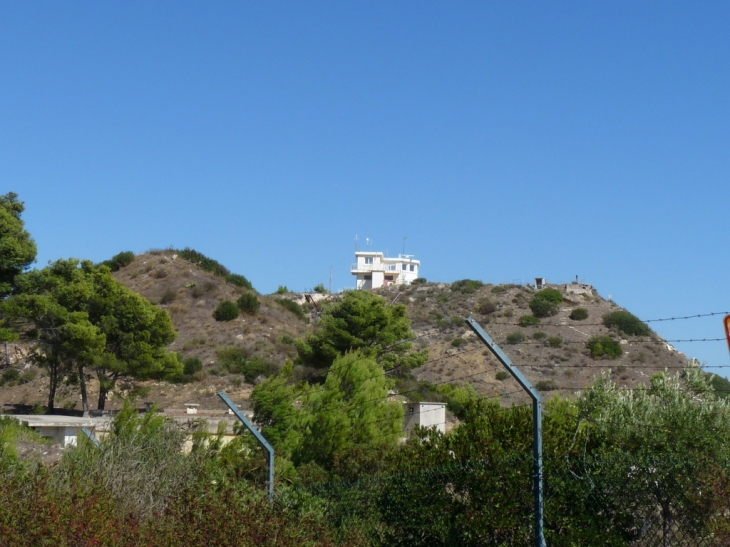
[0,250,696,412]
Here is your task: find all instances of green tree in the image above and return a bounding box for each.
[294,351,404,467]
[8,259,181,411]
[0,192,37,299]
[295,290,427,372]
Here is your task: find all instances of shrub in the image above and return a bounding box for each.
[216,347,277,383]
[570,308,589,321]
[275,285,289,294]
[529,298,558,318]
[533,332,547,340]
[587,336,623,359]
[412,278,427,285]
[225,274,253,290]
[176,248,230,277]
[313,283,329,294]
[518,315,540,327]
[451,279,483,294]
[275,298,306,321]
[0,368,20,386]
[99,251,135,272]
[477,299,497,315]
[451,338,466,348]
[496,371,510,381]
[213,301,239,321]
[183,358,203,376]
[535,380,558,391]
[535,288,563,303]
[547,336,563,348]
[152,269,168,279]
[506,332,526,345]
[491,285,507,294]
[160,288,177,304]
[603,311,650,336]
[236,292,260,315]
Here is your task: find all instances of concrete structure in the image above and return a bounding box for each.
[18,415,101,448]
[403,402,446,435]
[535,277,547,290]
[351,252,421,289]
[185,403,199,415]
[564,281,594,297]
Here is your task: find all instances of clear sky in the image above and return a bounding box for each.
[2,2,729,375]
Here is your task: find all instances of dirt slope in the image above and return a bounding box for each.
[0,255,691,413]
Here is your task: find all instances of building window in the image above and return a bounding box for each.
[385,275,393,281]
[365,257,373,265]
[410,265,415,272]
[364,275,372,280]
[402,263,407,270]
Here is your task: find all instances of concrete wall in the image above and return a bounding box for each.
[403,402,446,435]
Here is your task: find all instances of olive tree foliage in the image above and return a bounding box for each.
[0,192,37,299]
[251,351,404,469]
[295,290,428,372]
[5,259,181,411]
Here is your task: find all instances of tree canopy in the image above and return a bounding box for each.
[5,259,181,411]
[295,290,428,372]
[0,192,37,298]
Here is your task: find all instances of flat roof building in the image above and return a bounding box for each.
[351,252,421,290]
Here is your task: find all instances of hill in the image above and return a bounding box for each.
[0,251,694,413]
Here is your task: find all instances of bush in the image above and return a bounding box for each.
[603,311,650,336]
[570,308,589,321]
[412,278,427,285]
[533,332,547,340]
[313,283,329,294]
[535,379,558,391]
[236,293,260,315]
[225,274,253,290]
[100,251,135,272]
[477,299,497,315]
[176,248,230,277]
[529,298,558,318]
[547,336,562,348]
[534,288,563,303]
[506,332,526,345]
[491,285,507,294]
[518,315,540,327]
[0,368,20,386]
[496,371,510,381]
[451,338,466,348]
[275,298,306,321]
[213,301,239,321]
[451,279,483,294]
[216,347,277,383]
[160,288,177,304]
[275,285,289,294]
[587,336,623,359]
[183,358,203,376]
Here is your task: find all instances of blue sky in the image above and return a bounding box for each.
[2,2,729,374]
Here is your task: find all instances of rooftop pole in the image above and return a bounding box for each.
[218,391,275,501]
[465,316,545,547]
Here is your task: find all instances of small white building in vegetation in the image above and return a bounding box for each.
[351,252,421,289]
[403,402,446,435]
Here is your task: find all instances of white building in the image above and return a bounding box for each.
[351,251,421,289]
[403,402,446,435]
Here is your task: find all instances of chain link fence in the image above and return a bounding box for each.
[305,454,730,547]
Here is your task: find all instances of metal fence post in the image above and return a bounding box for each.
[217,391,275,501]
[80,427,101,448]
[465,316,546,547]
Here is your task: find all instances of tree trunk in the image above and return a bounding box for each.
[97,371,117,410]
[47,359,58,413]
[79,364,89,416]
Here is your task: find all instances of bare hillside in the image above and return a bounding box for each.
[0,254,692,413]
